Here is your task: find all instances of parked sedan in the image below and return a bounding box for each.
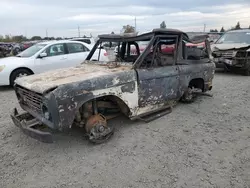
[0,40,108,86]
[12,42,36,56]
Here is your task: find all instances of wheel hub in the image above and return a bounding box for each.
[85,114,114,144]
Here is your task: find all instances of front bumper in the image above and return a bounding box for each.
[0,70,10,86]
[10,108,53,143]
[214,57,249,69]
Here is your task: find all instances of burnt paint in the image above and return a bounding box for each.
[16,32,215,131]
[121,82,135,93]
[177,61,215,94]
[51,70,137,130]
[137,66,180,107]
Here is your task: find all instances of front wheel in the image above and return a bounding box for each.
[85,114,114,144]
[10,69,32,86]
[243,66,250,76]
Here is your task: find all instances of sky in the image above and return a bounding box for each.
[1,0,250,38]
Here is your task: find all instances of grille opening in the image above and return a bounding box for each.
[16,85,43,114]
[213,51,234,58]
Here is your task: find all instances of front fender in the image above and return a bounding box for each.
[53,81,139,130]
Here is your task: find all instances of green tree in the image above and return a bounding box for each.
[235,22,241,30]
[4,35,11,42]
[220,27,225,32]
[160,21,166,29]
[31,36,42,40]
[13,35,27,42]
[210,29,218,33]
[122,25,135,33]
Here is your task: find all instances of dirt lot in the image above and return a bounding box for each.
[1,71,250,188]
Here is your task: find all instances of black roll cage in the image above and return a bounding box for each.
[85,31,211,69]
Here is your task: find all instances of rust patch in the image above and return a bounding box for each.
[82,90,90,94]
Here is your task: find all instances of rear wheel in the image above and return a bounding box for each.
[243,66,250,76]
[223,64,231,73]
[10,68,33,86]
[181,87,196,103]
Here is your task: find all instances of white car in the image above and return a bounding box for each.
[69,37,96,45]
[0,40,108,86]
[114,41,149,55]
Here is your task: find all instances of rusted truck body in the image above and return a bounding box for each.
[211,29,250,75]
[11,29,215,143]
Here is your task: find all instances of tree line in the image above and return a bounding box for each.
[108,21,250,34]
[0,35,63,43]
[209,22,250,33]
[158,21,250,33]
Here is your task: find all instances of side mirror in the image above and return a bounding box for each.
[39,52,47,58]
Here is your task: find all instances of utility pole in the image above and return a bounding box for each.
[134,16,137,33]
[203,24,206,33]
[46,29,48,38]
[78,26,81,37]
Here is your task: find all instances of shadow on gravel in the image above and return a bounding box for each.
[215,68,246,76]
[14,101,209,148]
[16,115,138,148]
[52,115,137,144]
[0,86,13,92]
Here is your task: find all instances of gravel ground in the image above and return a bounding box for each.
[1,71,250,188]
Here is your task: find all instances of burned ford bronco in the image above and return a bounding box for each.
[11,29,215,143]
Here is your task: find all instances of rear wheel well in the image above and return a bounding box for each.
[181,78,204,103]
[9,67,34,85]
[189,78,204,91]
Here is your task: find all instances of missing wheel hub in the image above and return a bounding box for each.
[85,114,114,144]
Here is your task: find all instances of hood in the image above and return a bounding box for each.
[0,56,30,65]
[211,43,250,51]
[15,62,133,94]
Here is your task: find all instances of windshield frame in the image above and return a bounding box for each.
[85,34,154,66]
[215,31,250,44]
[17,43,47,58]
